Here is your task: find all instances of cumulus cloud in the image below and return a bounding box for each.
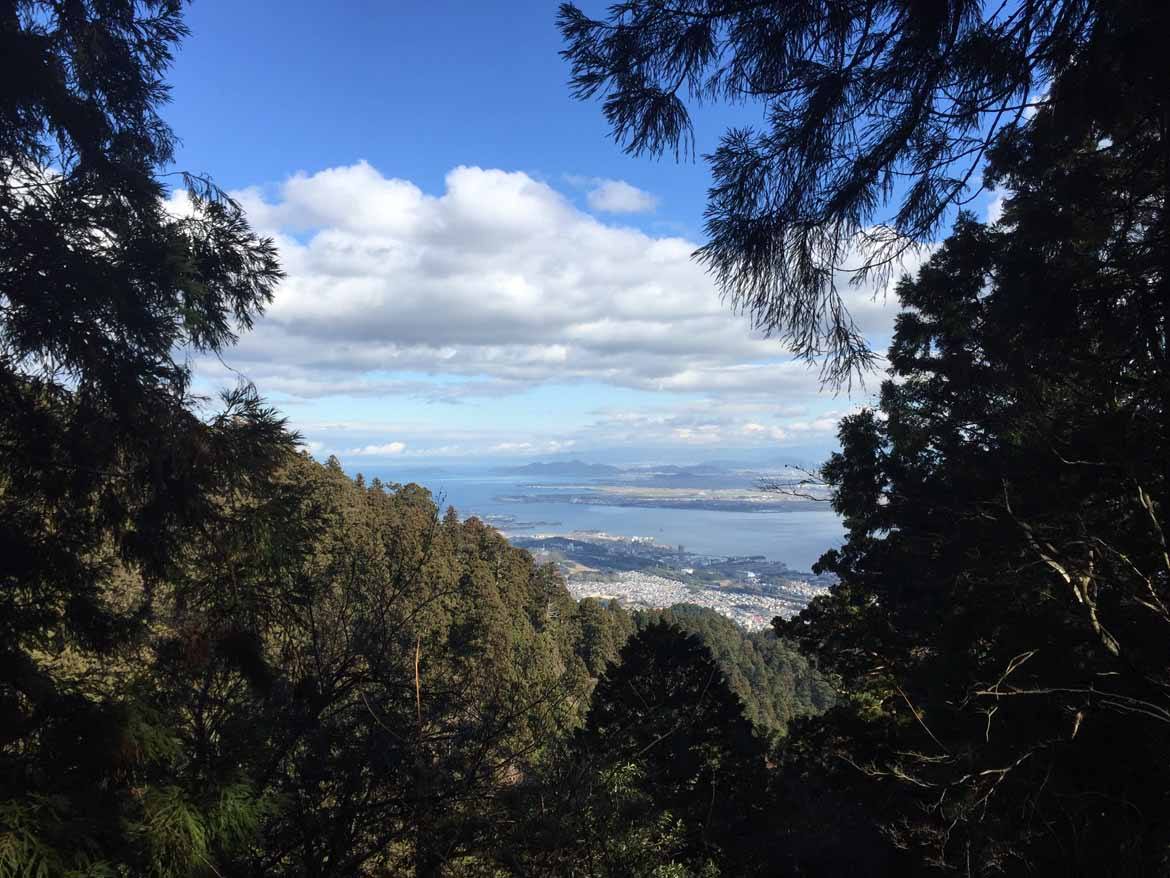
[293,394,860,462]
[743,422,788,442]
[986,188,1008,225]
[558,400,853,454]
[583,178,658,213]
[672,424,724,444]
[347,441,407,457]
[184,162,919,456]
[787,416,843,434]
[200,162,911,401]
[490,439,576,454]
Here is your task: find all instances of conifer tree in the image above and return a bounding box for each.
[1,2,292,872]
[559,0,1161,383]
[778,24,1170,869]
[514,623,769,876]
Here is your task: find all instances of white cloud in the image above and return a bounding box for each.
[584,178,658,214]
[561,400,858,454]
[187,162,915,455]
[787,416,842,434]
[209,163,910,398]
[490,439,576,455]
[347,441,407,457]
[987,188,1007,225]
[743,422,789,442]
[672,424,724,444]
[284,392,866,461]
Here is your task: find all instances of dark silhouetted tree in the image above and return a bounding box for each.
[635,604,834,735]
[1,1,291,872]
[778,28,1170,870]
[511,622,769,876]
[558,0,1164,384]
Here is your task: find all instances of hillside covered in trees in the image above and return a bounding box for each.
[634,605,834,735]
[0,431,817,875]
[4,0,1170,875]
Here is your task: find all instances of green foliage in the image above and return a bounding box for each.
[130,456,605,876]
[1,2,292,874]
[136,788,212,878]
[558,0,1119,382]
[574,596,636,678]
[13,1,1168,875]
[505,623,768,876]
[635,605,834,736]
[567,760,711,878]
[776,9,1170,869]
[583,623,766,874]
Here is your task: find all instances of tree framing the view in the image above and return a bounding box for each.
[558,0,1104,383]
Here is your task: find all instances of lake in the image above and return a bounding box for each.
[356,468,844,573]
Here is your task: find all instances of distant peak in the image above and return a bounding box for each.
[494,459,624,477]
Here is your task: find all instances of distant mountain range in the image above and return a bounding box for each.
[626,463,727,477]
[494,459,817,488]
[495,460,624,477]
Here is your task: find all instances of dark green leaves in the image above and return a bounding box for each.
[559,0,1106,382]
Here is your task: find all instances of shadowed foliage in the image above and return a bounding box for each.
[634,604,834,736]
[778,29,1170,870]
[557,0,1161,384]
[1,1,291,872]
[502,622,771,877]
[5,1,1170,874]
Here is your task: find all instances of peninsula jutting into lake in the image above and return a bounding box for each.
[511,530,834,630]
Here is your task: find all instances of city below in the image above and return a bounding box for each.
[504,526,836,630]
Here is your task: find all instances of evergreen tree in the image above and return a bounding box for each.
[577,596,636,678]
[1,2,291,872]
[558,0,1163,383]
[635,604,834,735]
[778,30,1170,871]
[140,458,603,877]
[514,623,769,876]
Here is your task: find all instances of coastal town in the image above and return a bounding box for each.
[564,570,811,630]
[510,530,834,630]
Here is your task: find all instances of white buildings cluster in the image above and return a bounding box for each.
[565,571,819,631]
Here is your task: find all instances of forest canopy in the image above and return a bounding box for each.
[3,0,1169,875]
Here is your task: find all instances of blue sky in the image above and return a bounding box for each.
[165,1,959,467]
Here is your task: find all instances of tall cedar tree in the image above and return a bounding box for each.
[583,623,767,866]
[778,17,1170,873]
[558,0,1162,384]
[512,623,769,877]
[1,1,292,873]
[152,460,600,877]
[634,604,834,735]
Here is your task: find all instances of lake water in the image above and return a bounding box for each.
[358,468,845,573]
